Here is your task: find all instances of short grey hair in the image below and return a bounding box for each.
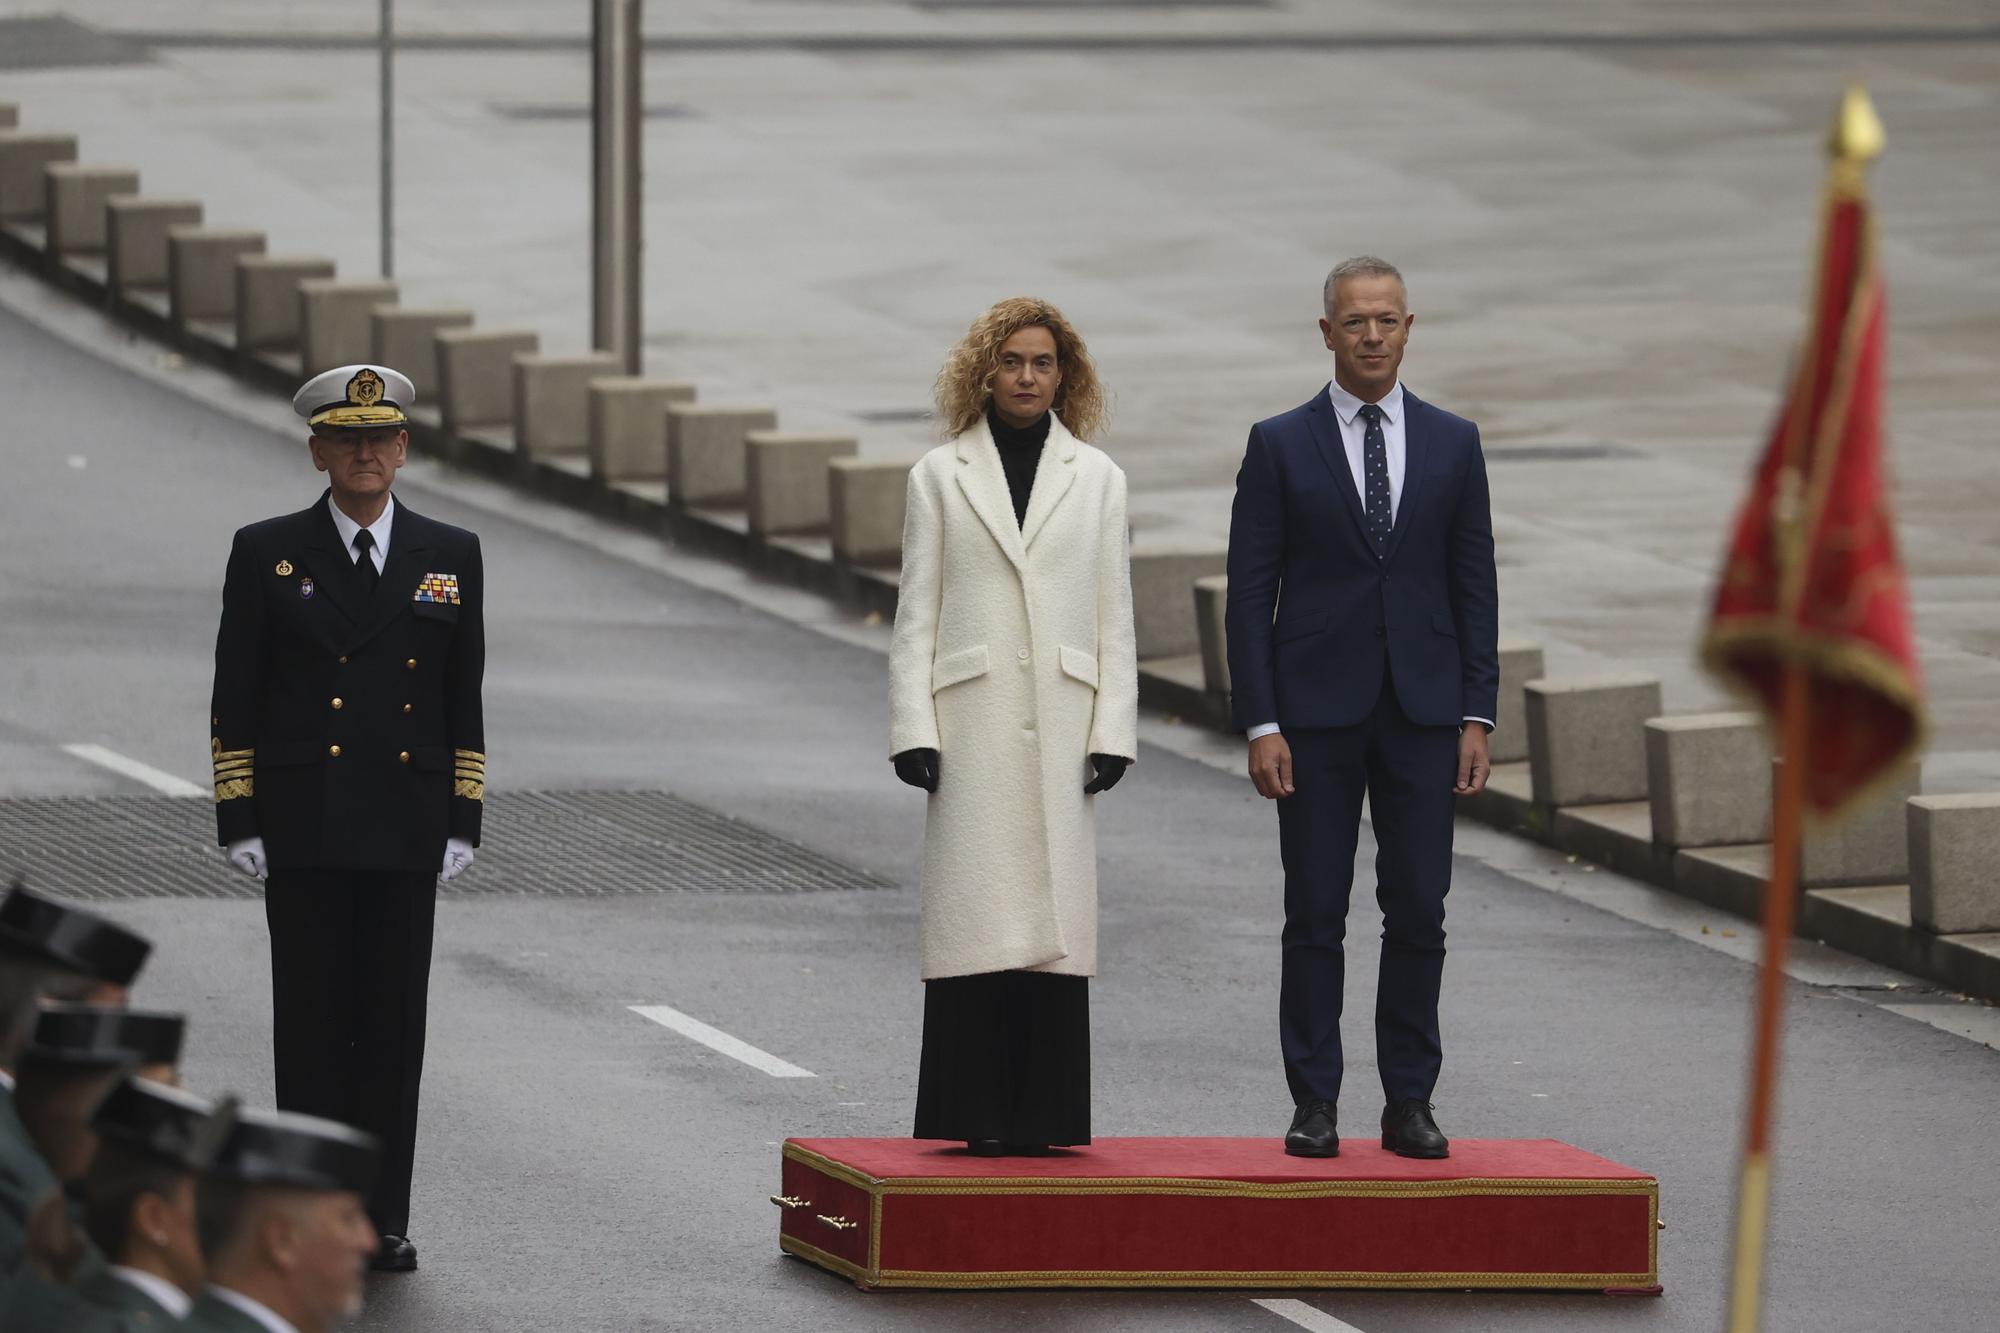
[1322,256,1406,314]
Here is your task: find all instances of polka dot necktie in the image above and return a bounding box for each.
[352,529,381,594]
[1359,403,1392,556]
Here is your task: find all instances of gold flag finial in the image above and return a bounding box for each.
[1829,83,1885,164]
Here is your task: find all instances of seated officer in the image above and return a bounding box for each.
[184,1108,381,1333]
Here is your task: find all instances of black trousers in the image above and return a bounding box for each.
[913,971,1090,1147]
[1276,680,1459,1108]
[265,869,436,1236]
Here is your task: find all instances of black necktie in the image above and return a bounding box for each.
[352,529,381,594]
[1359,403,1392,556]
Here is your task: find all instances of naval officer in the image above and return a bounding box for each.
[210,364,486,1272]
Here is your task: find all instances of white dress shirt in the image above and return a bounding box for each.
[1247,380,1492,740]
[210,1286,300,1333]
[0,1068,13,1092]
[326,493,395,574]
[111,1267,192,1319]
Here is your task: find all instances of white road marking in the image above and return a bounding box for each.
[630,1004,816,1078]
[1252,1299,1368,1332]
[62,744,206,798]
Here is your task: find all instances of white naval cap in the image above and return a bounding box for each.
[293,364,415,431]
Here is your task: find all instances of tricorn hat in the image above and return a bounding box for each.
[90,1077,231,1172]
[24,1003,186,1069]
[205,1106,380,1197]
[0,883,151,987]
[293,364,415,431]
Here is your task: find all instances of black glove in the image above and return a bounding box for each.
[1084,753,1128,795]
[893,748,939,793]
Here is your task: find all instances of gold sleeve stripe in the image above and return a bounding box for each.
[212,745,254,761]
[214,778,255,802]
[454,762,487,774]
[453,779,485,801]
[213,756,255,770]
[453,749,486,762]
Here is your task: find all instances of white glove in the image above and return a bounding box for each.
[225,837,268,881]
[440,837,475,883]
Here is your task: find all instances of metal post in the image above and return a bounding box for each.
[593,0,642,374]
[379,0,394,277]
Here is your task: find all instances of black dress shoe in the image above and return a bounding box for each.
[370,1235,418,1273]
[1381,1099,1449,1159]
[1284,1100,1339,1157]
[967,1140,1006,1156]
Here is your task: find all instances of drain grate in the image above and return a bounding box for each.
[0,791,889,902]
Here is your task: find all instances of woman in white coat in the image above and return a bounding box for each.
[889,297,1138,1155]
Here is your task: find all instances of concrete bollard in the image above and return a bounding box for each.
[666,405,777,508]
[829,457,914,565]
[106,198,202,295]
[587,378,696,482]
[1909,794,2000,933]
[235,256,336,351]
[166,227,265,328]
[747,433,858,536]
[436,328,538,435]
[43,164,138,256]
[1130,548,1227,661]
[1792,757,1919,888]
[372,308,471,403]
[299,279,398,376]
[0,104,16,130]
[1644,712,1771,848]
[512,353,622,461]
[1491,639,1546,764]
[1194,575,1230,697]
[0,131,77,219]
[1524,674,1663,807]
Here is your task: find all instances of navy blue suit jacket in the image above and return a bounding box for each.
[1225,386,1498,733]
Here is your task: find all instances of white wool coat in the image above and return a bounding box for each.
[888,415,1139,980]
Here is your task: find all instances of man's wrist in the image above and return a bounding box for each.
[1460,717,1494,735]
[1247,722,1282,742]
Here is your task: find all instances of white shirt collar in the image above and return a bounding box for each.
[111,1267,193,1319]
[209,1285,301,1333]
[0,1068,14,1092]
[1326,378,1403,427]
[326,492,395,561]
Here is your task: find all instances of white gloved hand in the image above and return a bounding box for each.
[225,837,268,881]
[440,837,475,883]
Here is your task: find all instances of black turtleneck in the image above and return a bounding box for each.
[987,405,1050,528]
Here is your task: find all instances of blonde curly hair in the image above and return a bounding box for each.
[933,297,1108,442]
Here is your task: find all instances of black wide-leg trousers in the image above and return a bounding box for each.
[1276,680,1459,1109]
[265,869,437,1237]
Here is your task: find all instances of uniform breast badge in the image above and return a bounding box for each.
[300,577,315,600]
[414,572,461,605]
[276,560,294,576]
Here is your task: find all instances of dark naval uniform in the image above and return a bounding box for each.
[209,488,484,1240]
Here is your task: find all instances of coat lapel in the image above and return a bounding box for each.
[1019,417,1080,552]
[954,420,1027,575]
[301,499,365,628]
[1303,390,1370,546]
[349,501,434,650]
[1383,388,1430,566]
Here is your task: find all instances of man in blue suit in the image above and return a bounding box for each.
[1226,256,1498,1159]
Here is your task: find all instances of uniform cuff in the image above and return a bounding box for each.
[1247,722,1282,741]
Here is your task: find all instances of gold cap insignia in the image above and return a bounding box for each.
[275,559,294,576]
[347,368,385,407]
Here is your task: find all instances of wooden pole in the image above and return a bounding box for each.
[1725,659,1811,1332]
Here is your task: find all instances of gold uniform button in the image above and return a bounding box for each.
[328,745,342,758]
[406,658,418,670]
[331,697,344,710]
[402,703,413,715]
[399,751,411,764]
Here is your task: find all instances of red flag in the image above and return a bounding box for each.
[1702,88,1926,818]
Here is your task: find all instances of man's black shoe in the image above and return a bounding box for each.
[1381,1100,1449,1159]
[966,1140,1006,1156]
[1284,1100,1339,1157]
[370,1235,418,1273]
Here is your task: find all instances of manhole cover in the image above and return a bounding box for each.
[0,791,889,901]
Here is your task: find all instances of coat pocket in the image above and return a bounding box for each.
[1431,612,1458,638]
[1058,644,1099,690]
[412,600,460,623]
[931,644,990,693]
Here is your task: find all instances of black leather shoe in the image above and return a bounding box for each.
[1284,1100,1339,1157]
[1381,1100,1449,1159]
[370,1235,418,1273]
[967,1140,1006,1157]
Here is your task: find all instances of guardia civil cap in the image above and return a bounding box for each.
[293,364,415,431]
[90,1077,230,1172]
[0,883,151,986]
[24,1003,186,1068]
[205,1106,380,1196]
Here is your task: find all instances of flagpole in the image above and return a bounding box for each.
[1725,659,1810,1332]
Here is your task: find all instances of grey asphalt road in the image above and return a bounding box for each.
[2,293,1997,1333]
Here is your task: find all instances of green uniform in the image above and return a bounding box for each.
[178,1289,281,1333]
[0,1201,107,1333]
[70,1265,188,1332]
[0,1082,58,1276]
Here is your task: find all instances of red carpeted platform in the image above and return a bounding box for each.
[776,1137,1660,1292]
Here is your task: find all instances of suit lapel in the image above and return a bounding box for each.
[349,501,434,650]
[301,499,365,628]
[1303,391,1370,545]
[1384,389,1429,566]
[954,420,1027,575]
[1019,418,1080,552]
